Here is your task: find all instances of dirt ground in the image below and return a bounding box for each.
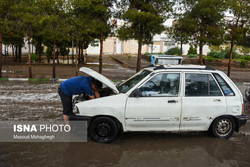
[1,55,136,80]
[2,54,250,82]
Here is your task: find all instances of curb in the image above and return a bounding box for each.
[0,78,67,82]
[110,56,136,69]
[1,77,250,84]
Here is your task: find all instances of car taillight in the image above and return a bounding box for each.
[242,103,245,115]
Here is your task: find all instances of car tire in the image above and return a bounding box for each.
[211,116,235,139]
[89,116,118,143]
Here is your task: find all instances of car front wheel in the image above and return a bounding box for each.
[89,116,118,143]
[211,116,235,139]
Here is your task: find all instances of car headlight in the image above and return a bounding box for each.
[72,105,79,114]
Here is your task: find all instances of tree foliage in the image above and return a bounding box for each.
[70,0,114,74]
[118,0,173,72]
[225,0,250,77]
[168,16,192,56]
[39,0,71,78]
[0,0,249,79]
[0,0,15,77]
[180,0,226,65]
[165,47,181,56]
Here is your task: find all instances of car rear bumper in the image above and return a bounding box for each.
[235,115,248,131]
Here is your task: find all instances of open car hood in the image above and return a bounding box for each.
[79,67,119,94]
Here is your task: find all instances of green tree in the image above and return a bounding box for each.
[88,0,114,74]
[0,0,13,78]
[71,0,114,74]
[70,0,100,75]
[39,0,71,78]
[169,17,192,56]
[187,45,197,55]
[181,0,226,65]
[3,26,24,62]
[16,0,41,78]
[118,0,173,72]
[225,0,250,77]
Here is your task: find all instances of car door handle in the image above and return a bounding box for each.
[213,99,221,102]
[168,100,177,103]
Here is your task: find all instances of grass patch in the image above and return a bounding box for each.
[0,78,8,81]
[112,79,122,83]
[204,56,220,61]
[28,78,50,82]
[187,54,199,58]
[233,59,249,68]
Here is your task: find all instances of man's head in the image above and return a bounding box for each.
[91,79,103,91]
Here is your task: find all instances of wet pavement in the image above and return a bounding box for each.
[0,81,250,167]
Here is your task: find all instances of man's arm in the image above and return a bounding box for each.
[89,91,100,99]
[89,95,95,99]
[94,91,100,98]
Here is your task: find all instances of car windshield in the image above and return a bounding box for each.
[117,70,152,93]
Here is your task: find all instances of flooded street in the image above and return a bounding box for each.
[0,81,250,167]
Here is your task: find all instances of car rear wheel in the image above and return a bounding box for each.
[211,116,235,139]
[89,116,118,143]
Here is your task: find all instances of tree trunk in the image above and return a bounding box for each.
[137,40,142,72]
[18,43,22,63]
[52,40,56,78]
[227,42,234,77]
[72,40,74,64]
[80,42,83,63]
[99,29,103,74]
[12,45,14,62]
[4,43,7,59]
[0,33,2,78]
[57,49,59,64]
[82,42,84,63]
[75,40,78,76]
[199,42,203,65]
[78,44,80,63]
[67,48,69,64]
[38,41,42,63]
[63,52,65,63]
[15,45,17,62]
[28,36,32,78]
[180,37,183,56]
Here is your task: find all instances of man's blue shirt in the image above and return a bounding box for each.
[60,76,93,96]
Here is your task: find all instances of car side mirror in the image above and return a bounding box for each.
[130,89,142,97]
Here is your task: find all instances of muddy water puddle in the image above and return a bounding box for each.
[0,81,250,167]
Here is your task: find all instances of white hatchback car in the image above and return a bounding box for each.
[71,66,248,143]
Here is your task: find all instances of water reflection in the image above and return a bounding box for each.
[1,132,250,167]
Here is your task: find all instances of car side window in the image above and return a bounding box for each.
[213,73,235,96]
[185,73,222,96]
[139,73,180,97]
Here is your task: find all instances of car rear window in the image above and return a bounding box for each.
[213,73,235,96]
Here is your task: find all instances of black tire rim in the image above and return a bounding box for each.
[95,122,111,137]
[215,118,232,137]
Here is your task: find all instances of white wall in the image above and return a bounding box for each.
[178,44,210,55]
[86,44,100,55]
[2,40,32,55]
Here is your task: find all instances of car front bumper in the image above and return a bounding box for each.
[69,114,91,121]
